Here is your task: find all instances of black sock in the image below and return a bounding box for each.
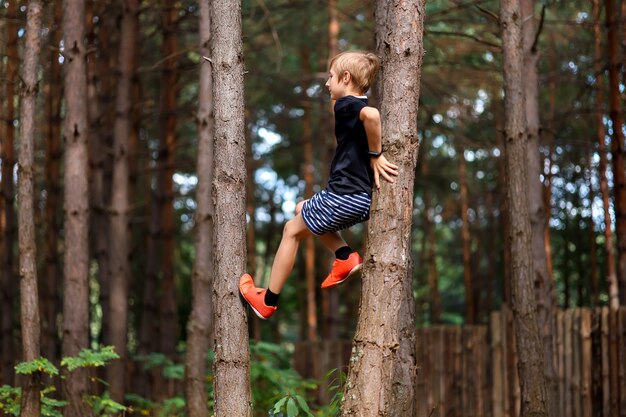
[335,246,352,260]
[264,288,280,307]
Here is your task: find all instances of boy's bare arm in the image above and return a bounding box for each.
[360,106,399,189]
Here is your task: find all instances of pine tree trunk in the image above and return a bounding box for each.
[41,0,63,367]
[86,0,111,348]
[520,1,558,413]
[459,142,474,324]
[62,0,94,415]
[211,0,252,415]
[500,0,549,415]
[1,0,18,387]
[605,0,626,306]
[421,154,441,323]
[184,1,215,414]
[593,0,619,309]
[158,2,179,378]
[341,1,424,414]
[321,0,340,340]
[300,46,318,342]
[18,2,43,415]
[106,0,138,402]
[247,145,263,342]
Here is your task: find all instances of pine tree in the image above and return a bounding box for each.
[342,0,425,414]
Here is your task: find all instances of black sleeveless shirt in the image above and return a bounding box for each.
[326,96,374,196]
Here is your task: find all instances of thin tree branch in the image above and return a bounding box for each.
[531,5,546,53]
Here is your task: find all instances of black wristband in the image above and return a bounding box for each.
[368,150,383,158]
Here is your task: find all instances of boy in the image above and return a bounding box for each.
[239,51,398,320]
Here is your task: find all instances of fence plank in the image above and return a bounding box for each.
[619,309,626,417]
[491,310,504,417]
[591,308,603,417]
[581,309,593,417]
[602,308,610,417]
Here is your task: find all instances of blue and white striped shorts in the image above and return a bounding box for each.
[301,189,371,236]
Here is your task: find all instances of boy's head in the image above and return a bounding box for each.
[328,51,381,94]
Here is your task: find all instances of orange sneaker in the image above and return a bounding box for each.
[321,252,363,289]
[239,274,277,320]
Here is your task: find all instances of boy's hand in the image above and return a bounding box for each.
[371,154,399,189]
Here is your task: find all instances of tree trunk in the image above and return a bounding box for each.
[421,154,441,323]
[86,0,111,348]
[106,0,138,402]
[41,0,63,367]
[184,2,214,415]
[605,0,626,306]
[18,2,43,415]
[211,0,253,415]
[520,1,558,413]
[62,0,94,415]
[500,0,549,415]
[593,0,619,309]
[458,142,474,324]
[158,1,179,375]
[341,1,424,415]
[1,0,18,387]
[321,0,340,340]
[246,129,261,341]
[301,46,318,342]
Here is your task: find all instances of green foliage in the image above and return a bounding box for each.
[40,387,67,417]
[0,385,21,416]
[85,391,127,417]
[271,394,314,417]
[14,357,59,376]
[61,346,119,371]
[135,352,184,380]
[249,341,317,414]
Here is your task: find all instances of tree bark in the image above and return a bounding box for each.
[62,0,94,415]
[158,1,179,375]
[605,0,626,306]
[458,142,474,324]
[321,0,340,340]
[106,0,139,403]
[593,0,619,309]
[211,0,253,415]
[520,1,558,413]
[18,2,44,415]
[184,1,215,415]
[1,0,18,387]
[41,0,63,367]
[341,1,424,415]
[421,154,441,323]
[500,0,549,415]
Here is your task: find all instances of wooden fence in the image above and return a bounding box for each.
[294,307,626,417]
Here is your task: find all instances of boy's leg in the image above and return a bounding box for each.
[267,213,311,294]
[295,200,347,254]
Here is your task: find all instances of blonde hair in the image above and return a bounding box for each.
[329,51,381,94]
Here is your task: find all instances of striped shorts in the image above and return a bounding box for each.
[301,189,371,236]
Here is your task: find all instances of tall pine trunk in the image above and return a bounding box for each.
[211,0,252,415]
[18,2,43,415]
[1,0,18,387]
[62,0,94,415]
[605,0,626,305]
[184,1,215,415]
[500,0,549,415]
[520,0,558,413]
[42,0,63,366]
[158,2,179,375]
[593,0,619,308]
[458,142,474,323]
[301,46,318,342]
[421,154,441,323]
[106,0,139,402]
[341,1,424,414]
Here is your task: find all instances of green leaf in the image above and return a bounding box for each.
[14,358,59,376]
[61,346,119,371]
[273,396,288,413]
[286,397,299,417]
[294,395,313,416]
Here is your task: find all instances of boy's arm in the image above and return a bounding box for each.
[360,106,399,189]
